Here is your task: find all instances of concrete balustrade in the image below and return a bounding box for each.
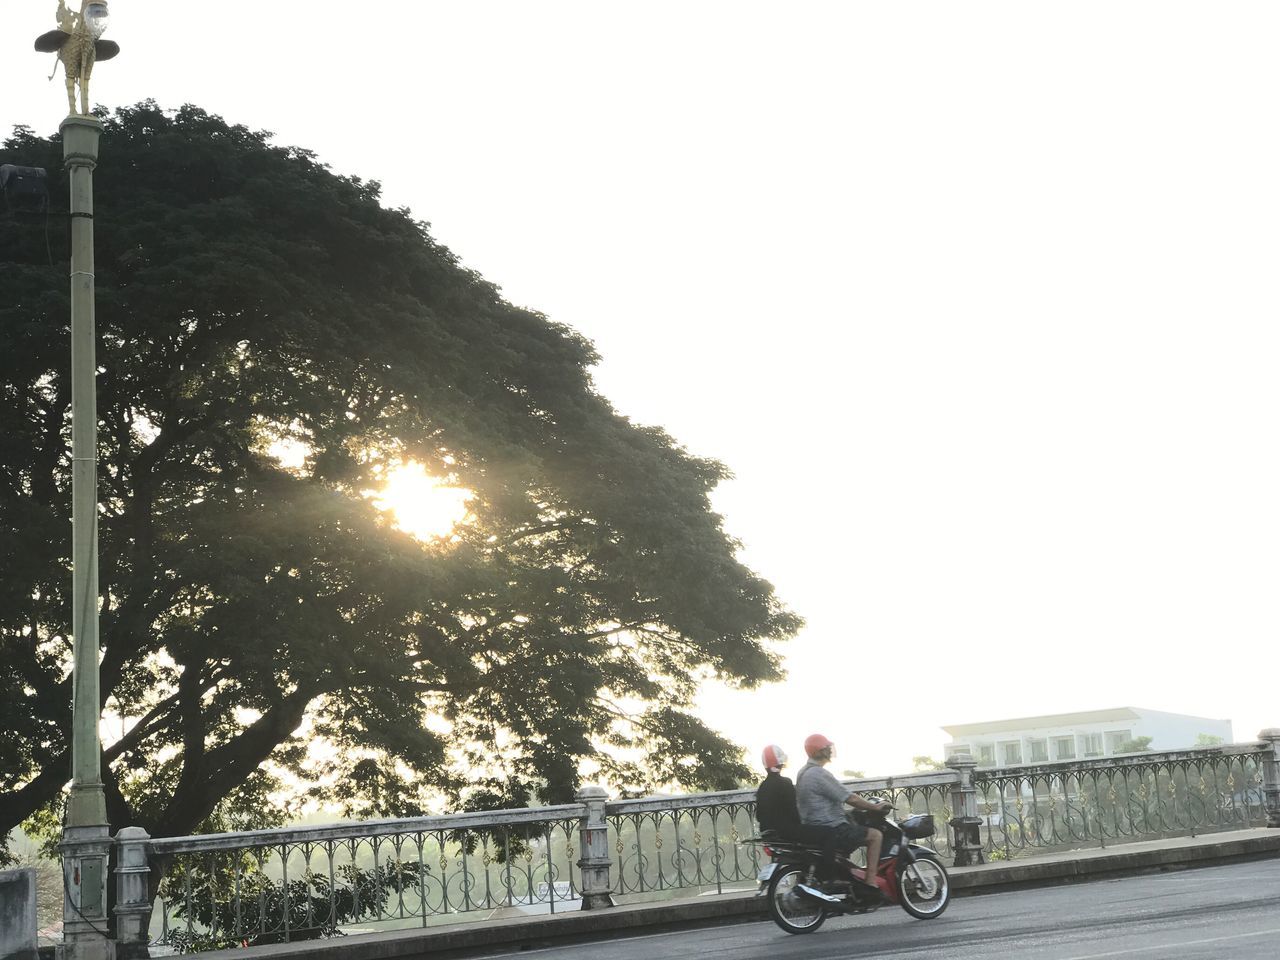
[0,867,39,960]
[1260,729,1280,828]
[111,827,152,959]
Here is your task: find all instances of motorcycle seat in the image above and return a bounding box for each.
[754,836,826,855]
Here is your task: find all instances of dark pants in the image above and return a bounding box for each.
[808,821,868,880]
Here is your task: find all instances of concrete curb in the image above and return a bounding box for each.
[196,896,770,960]
[949,829,1280,893]
[194,829,1280,960]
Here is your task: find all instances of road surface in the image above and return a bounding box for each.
[466,857,1280,959]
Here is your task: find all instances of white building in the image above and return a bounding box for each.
[941,707,1234,769]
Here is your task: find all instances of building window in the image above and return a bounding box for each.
[1105,730,1133,754]
[1081,733,1103,758]
[1053,736,1076,761]
[977,744,995,767]
[1028,739,1048,762]
[1001,741,1022,765]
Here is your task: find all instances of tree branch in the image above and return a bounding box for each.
[154,682,321,837]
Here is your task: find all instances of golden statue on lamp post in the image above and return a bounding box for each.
[35,1,120,116]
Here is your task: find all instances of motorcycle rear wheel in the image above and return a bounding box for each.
[767,865,827,935]
[897,853,950,919]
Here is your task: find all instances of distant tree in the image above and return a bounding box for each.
[840,769,866,780]
[1115,736,1154,754]
[0,104,801,846]
[1195,734,1225,747]
[911,756,946,772]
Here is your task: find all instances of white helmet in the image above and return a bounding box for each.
[761,744,788,771]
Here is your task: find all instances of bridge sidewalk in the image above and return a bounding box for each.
[196,828,1280,960]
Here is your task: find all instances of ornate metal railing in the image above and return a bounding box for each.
[607,790,761,897]
[972,742,1273,859]
[143,806,583,953]
[859,771,958,861]
[110,733,1280,953]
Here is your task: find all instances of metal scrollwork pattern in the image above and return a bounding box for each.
[606,800,760,897]
[973,746,1269,860]
[151,811,583,952]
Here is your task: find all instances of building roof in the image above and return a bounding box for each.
[942,707,1141,738]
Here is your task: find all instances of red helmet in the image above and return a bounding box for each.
[804,733,834,758]
[761,744,788,770]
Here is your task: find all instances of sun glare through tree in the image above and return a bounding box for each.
[371,462,472,541]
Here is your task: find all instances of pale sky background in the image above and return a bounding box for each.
[3,2,1277,779]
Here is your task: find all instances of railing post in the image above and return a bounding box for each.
[1258,729,1280,828]
[947,754,985,866]
[575,786,615,909]
[113,828,152,958]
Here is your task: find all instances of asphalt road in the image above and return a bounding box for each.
[467,857,1280,960]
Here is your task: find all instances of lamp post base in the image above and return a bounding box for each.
[59,812,114,960]
[58,936,116,960]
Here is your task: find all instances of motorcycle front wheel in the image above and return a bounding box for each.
[766,865,827,935]
[897,853,950,919]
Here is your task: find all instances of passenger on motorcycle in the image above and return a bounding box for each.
[755,744,802,838]
[795,733,893,896]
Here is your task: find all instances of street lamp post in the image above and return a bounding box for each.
[34,4,120,959]
[60,113,113,960]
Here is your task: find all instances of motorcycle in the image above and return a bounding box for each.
[750,802,950,935]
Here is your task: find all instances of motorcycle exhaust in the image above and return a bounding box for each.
[795,884,845,905]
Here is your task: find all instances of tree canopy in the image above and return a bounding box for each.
[0,103,800,844]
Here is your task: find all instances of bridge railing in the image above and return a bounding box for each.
[111,730,1280,953]
[971,739,1277,859]
[124,804,585,953]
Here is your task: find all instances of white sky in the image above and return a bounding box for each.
[3,2,1278,778]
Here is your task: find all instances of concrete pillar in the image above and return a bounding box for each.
[1258,729,1280,829]
[58,113,114,960]
[0,868,39,960]
[575,786,615,909]
[947,754,985,866]
[113,828,153,958]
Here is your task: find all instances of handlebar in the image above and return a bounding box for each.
[849,795,901,828]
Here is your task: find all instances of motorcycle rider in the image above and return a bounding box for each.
[795,733,892,897]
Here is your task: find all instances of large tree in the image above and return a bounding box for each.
[0,103,800,844]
